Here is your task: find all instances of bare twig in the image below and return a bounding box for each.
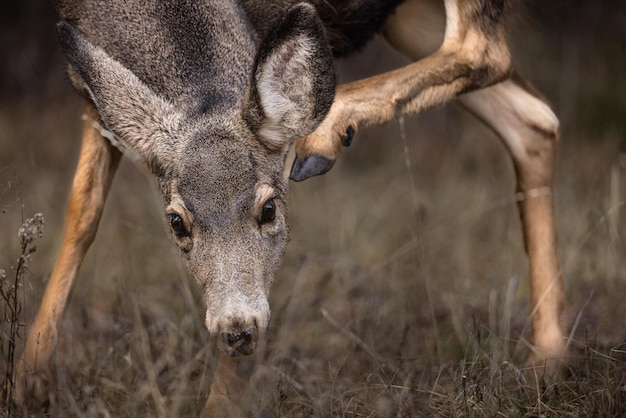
[1,213,44,412]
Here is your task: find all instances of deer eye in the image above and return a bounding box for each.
[168,213,188,237]
[260,199,276,225]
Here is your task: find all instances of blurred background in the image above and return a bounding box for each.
[1,0,625,415]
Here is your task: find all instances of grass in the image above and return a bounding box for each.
[2,6,626,417]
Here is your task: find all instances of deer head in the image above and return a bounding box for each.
[57,3,335,356]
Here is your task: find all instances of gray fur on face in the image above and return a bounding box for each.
[56,0,335,350]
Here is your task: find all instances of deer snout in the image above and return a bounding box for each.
[206,303,270,357]
[202,269,271,356]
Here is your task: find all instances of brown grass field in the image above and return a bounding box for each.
[2,1,626,416]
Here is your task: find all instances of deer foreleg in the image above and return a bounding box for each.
[202,354,257,417]
[290,0,512,181]
[15,102,122,403]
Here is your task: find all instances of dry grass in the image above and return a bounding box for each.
[2,2,626,416]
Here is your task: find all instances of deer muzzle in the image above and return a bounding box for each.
[205,297,270,357]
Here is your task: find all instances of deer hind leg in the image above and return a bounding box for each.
[290,0,512,181]
[14,102,122,404]
[459,79,565,374]
[376,0,565,374]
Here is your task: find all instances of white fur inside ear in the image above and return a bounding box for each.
[256,36,315,149]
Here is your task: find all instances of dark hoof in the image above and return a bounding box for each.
[290,155,335,181]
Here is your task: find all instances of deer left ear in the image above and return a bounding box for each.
[245,3,336,151]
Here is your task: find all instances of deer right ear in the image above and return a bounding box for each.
[57,22,181,175]
[245,3,336,151]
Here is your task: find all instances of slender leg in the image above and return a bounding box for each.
[459,79,565,371]
[382,0,565,372]
[290,0,512,181]
[202,355,257,417]
[14,102,122,403]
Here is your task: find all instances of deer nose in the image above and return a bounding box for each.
[219,327,258,357]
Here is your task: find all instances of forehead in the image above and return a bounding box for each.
[175,129,281,214]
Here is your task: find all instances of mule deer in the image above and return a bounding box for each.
[16,0,564,413]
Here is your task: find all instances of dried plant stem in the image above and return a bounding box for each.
[1,213,44,413]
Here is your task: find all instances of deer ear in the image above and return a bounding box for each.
[57,22,180,175]
[245,3,336,150]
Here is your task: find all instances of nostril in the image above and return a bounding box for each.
[227,331,247,346]
[226,329,253,345]
[226,332,237,346]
